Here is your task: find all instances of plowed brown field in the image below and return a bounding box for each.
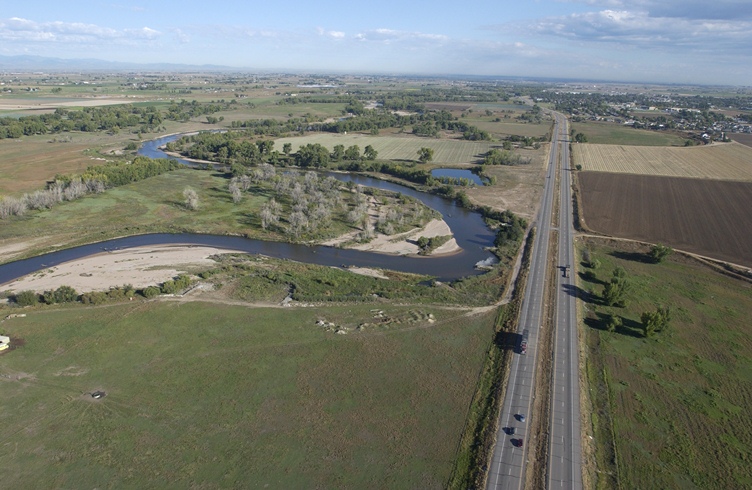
[579,172,752,267]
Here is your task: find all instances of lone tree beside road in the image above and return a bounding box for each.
[649,243,673,263]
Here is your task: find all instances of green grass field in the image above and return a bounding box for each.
[571,121,688,146]
[275,134,496,164]
[579,239,752,489]
[0,300,496,488]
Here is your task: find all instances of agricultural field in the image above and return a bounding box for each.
[578,172,752,267]
[0,300,497,488]
[570,121,688,146]
[579,239,752,489]
[730,133,752,148]
[574,142,752,181]
[275,134,496,165]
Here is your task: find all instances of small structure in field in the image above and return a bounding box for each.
[0,335,10,352]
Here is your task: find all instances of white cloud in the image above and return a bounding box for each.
[522,9,752,51]
[0,17,161,44]
[354,28,449,45]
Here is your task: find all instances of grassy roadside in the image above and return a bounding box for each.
[579,238,752,489]
[447,228,535,489]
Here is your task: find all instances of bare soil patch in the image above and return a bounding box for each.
[578,172,752,267]
[730,133,752,148]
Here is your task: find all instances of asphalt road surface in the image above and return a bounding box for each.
[485,114,582,490]
[548,115,583,489]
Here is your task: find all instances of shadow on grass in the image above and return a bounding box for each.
[562,283,605,306]
[578,270,608,286]
[584,311,644,338]
[610,250,653,264]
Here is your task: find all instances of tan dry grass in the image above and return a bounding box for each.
[574,141,752,181]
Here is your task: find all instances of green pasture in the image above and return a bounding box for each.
[580,240,752,489]
[0,300,496,488]
[571,121,687,146]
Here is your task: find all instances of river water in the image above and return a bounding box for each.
[0,135,496,284]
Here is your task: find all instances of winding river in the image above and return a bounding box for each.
[0,135,496,284]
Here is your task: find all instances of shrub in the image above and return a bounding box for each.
[14,290,39,307]
[142,286,161,298]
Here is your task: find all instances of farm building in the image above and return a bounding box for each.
[0,335,10,352]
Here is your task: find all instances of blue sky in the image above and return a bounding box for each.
[1,0,751,85]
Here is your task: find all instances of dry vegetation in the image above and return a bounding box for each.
[574,141,752,181]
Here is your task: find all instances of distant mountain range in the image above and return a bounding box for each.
[0,55,235,72]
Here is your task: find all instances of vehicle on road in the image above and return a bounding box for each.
[520,329,529,355]
[517,414,526,423]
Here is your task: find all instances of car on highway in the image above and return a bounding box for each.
[517,414,526,423]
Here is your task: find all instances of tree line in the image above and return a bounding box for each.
[0,156,180,219]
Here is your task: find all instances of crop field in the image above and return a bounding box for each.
[275,134,495,164]
[578,172,752,267]
[0,300,496,488]
[575,142,752,181]
[579,239,752,489]
[730,133,752,148]
[570,121,687,146]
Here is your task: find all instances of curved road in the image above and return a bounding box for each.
[485,113,582,490]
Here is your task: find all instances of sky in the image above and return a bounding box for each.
[0,0,751,85]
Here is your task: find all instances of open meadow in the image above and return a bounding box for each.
[578,172,752,267]
[0,300,496,488]
[570,120,688,146]
[574,141,752,181]
[578,238,752,489]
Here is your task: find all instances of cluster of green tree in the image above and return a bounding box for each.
[170,131,277,166]
[506,134,546,146]
[12,285,78,306]
[416,235,452,255]
[1,156,180,220]
[641,306,671,338]
[278,95,367,115]
[228,117,309,136]
[377,87,509,111]
[434,176,475,187]
[13,275,194,307]
[516,104,543,124]
[0,105,165,138]
[164,99,235,123]
[649,243,673,263]
[75,156,182,187]
[602,266,631,307]
[483,148,531,166]
[335,160,433,185]
[484,208,527,249]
